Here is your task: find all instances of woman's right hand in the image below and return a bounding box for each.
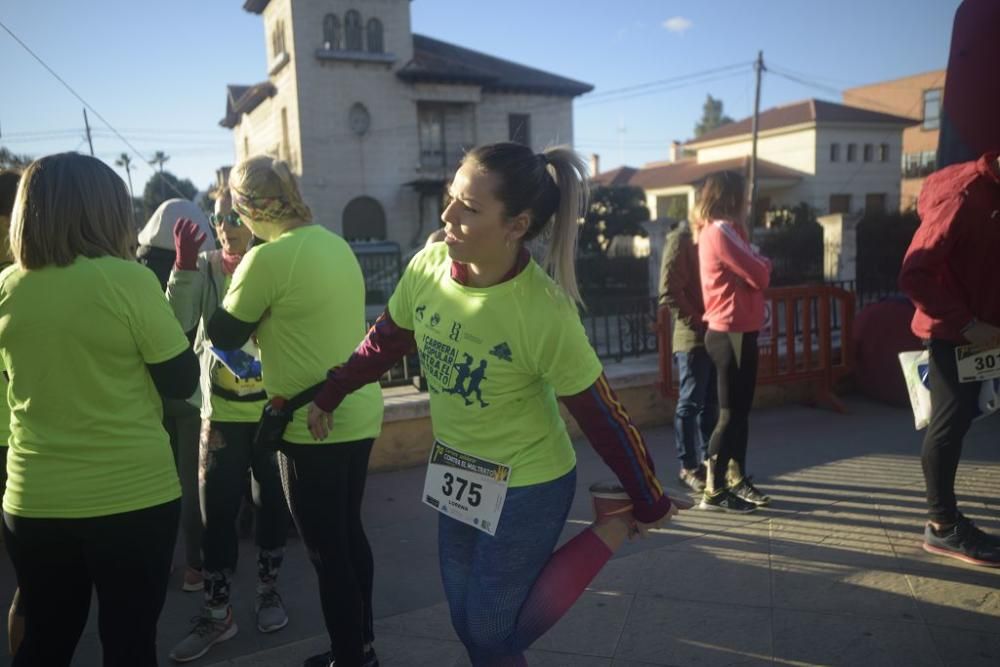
[306,402,334,441]
[173,218,207,271]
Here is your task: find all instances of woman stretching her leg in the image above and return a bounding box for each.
[308,143,686,666]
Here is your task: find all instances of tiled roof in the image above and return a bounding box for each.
[617,156,805,191]
[219,82,277,128]
[592,166,639,187]
[398,34,593,96]
[687,99,919,146]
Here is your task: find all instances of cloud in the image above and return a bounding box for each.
[663,16,693,34]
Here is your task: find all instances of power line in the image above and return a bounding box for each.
[577,61,752,103]
[0,18,192,200]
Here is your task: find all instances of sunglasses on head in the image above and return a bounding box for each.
[210,212,243,227]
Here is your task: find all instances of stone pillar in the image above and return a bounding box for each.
[817,212,863,283]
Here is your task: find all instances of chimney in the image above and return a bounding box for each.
[589,153,600,177]
[669,140,682,162]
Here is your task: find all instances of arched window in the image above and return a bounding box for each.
[342,196,386,241]
[271,19,286,56]
[344,10,363,51]
[366,18,384,53]
[323,14,341,50]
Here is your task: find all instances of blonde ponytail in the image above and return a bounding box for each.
[539,146,588,305]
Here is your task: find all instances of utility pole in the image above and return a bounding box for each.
[748,50,765,233]
[83,108,94,156]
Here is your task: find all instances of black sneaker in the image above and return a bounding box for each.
[698,488,757,514]
[679,468,706,493]
[923,515,1000,567]
[730,476,771,506]
[303,647,379,667]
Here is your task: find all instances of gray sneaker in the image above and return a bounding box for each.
[169,607,238,663]
[255,587,289,633]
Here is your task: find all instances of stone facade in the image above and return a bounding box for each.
[227,0,586,249]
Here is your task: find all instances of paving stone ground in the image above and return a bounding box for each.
[1,398,997,666]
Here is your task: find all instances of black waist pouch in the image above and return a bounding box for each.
[254,382,325,451]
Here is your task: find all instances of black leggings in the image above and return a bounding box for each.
[201,421,290,588]
[705,330,760,489]
[922,340,981,524]
[3,500,180,667]
[279,439,374,667]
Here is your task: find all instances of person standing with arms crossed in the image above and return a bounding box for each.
[695,171,772,513]
[899,151,1000,567]
[307,142,684,666]
[660,219,717,493]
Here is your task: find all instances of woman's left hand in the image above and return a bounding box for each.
[631,502,679,539]
[306,401,333,441]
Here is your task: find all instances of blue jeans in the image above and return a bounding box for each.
[439,468,576,666]
[673,347,718,471]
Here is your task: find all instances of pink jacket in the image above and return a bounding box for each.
[698,220,772,333]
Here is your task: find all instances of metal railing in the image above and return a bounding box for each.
[582,297,660,362]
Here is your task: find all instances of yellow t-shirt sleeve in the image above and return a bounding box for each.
[222,246,274,324]
[388,248,428,330]
[130,267,191,364]
[535,295,603,396]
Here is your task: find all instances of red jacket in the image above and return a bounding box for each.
[899,152,1000,342]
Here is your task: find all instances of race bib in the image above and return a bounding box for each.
[956,345,1000,383]
[210,342,265,397]
[422,440,511,536]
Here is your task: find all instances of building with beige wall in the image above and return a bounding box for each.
[594,99,915,222]
[843,70,945,209]
[223,0,591,248]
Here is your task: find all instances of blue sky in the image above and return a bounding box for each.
[0,0,960,195]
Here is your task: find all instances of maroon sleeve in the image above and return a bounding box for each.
[313,310,417,412]
[561,374,672,523]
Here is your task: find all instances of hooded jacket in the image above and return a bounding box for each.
[899,153,1000,342]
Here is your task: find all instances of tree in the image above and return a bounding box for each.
[756,203,823,286]
[693,94,735,138]
[580,185,650,254]
[115,153,135,200]
[0,147,33,170]
[142,170,197,214]
[151,150,170,203]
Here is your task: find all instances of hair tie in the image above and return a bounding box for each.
[537,152,549,166]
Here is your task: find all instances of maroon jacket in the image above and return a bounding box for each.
[899,152,1000,342]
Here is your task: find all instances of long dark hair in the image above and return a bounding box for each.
[463,142,589,304]
[696,170,746,235]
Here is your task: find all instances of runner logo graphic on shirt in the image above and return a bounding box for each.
[489,342,513,362]
[444,353,489,408]
[420,334,490,408]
